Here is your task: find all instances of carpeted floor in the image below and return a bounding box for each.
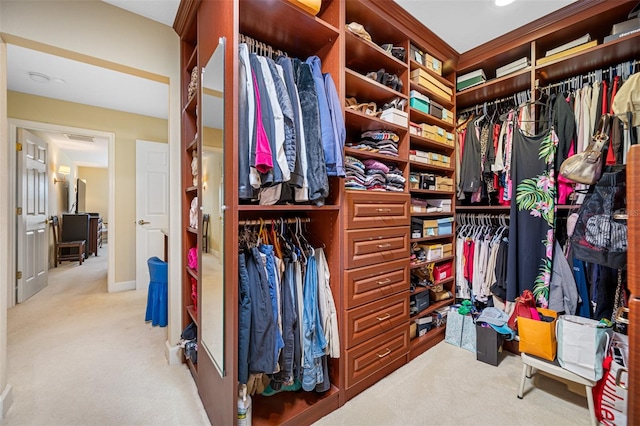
[3,245,591,426]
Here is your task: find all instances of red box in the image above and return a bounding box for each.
[433,262,452,282]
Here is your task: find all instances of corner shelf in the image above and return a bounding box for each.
[409,160,454,174]
[345,30,408,76]
[346,68,408,104]
[410,255,455,269]
[408,81,455,111]
[345,108,408,134]
[409,134,455,153]
[409,107,454,130]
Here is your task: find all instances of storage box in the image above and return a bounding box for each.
[410,44,425,65]
[445,132,455,146]
[412,217,424,238]
[416,316,434,336]
[437,217,453,235]
[410,90,430,114]
[476,324,505,366]
[432,306,449,327]
[436,176,454,191]
[421,124,438,140]
[433,261,453,281]
[430,100,444,120]
[441,108,454,124]
[410,291,430,315]
[425,243,443,261]
[427,199,452,212]
[409,172,420,189]
[435,127,447,144]
[410,122,422,136]
[410,321,417,339]
[425,53,442,76]
[420,173,436,190]
[410,69,453,101]
[380,108,408,127]
[442,242,453,257]
[423,219,438,236]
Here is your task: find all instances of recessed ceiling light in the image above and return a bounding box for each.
[495,0,516,6]
[28,72,50,83]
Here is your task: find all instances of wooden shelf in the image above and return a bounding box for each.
[455,205,509,211]
[186,46,198,73]
[455,67,532,109]
[409,107,454,130]
[409,134,454,153]
[409,81,454,111]
[411,211,454,217]
[251,384,340,426]
[186,227,198,235]
[186,137,197,151]
[411,233,454,243]
[344,147,406,164]
[183,92,197,115]
[410,325,447,360]
[410,160,454,174]
[185,186,198,194]
[346,68,407,105]
[237,204,341,211]
[411,297,455,320]
[239,0,339,59]
[410,188,454,196]
[410,255,455,269]
[345,108,408,134]
[187,267,198,280]
[411,277,454,296]
[186,305,198,326]
[345,30,408,76]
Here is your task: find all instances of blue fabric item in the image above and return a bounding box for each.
[238,253,252,384]
[302,253,327,391]
[258,244,285,372]
[488,323,515,341]
[573,258,592,318]
[306,56,335,177]
[247,248,276,374]
[145,256,168,327]
[279,257,297,382]
[323,72,346,177]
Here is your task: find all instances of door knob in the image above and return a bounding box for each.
[43,218,50,224]
[137,220,150,225]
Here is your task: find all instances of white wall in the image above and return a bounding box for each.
[0,2,184,402]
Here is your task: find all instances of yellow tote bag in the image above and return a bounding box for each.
[518,308,558,361]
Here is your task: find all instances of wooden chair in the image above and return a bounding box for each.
[51,215,86,267]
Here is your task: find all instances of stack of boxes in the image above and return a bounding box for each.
[409,150,451,168]
[410,68,453,103]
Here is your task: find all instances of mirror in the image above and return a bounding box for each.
[200,37,225,376]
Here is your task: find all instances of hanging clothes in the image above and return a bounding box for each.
[506,125,558,306]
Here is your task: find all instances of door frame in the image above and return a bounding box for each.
[7,119,116,307]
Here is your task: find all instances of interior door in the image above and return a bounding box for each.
[16,128,49,303]
[135,140,169,291]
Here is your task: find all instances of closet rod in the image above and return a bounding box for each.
[538,59,640,91]
[457,94,518,116]
[238,217,310,226]
[239,33,288,59]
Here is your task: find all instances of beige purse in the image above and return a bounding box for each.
[559,114,611,185]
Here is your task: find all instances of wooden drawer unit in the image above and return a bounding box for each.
[345,323,410,389]
[345,227,410,269]
[345,191,410,230]
[346,291,409,349]
[344,258,409,309]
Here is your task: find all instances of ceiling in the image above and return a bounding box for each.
[6,0,576,169]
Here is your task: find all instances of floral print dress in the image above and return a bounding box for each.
[506,126,558,307]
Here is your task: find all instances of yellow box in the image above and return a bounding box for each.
[424,244,443,261]
[445,132,455,146]
[423,219,439,236]
[442,243,453,257]
[410,69,453,101]
[441,108,454,124]
[435,127,447,144]
[421,124,437,140]
[425,53,442,76]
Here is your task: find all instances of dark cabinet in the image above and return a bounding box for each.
[61,214,102,257]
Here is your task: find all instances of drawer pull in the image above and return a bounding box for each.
[377,348,391,358]
[376,208,391,213]
[376,278,391,285]
[376,313,391,321]
[377,243,391,249]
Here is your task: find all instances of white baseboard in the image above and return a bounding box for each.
[1,384,13,419]
[112,280,135,292]
[165,340,182,366]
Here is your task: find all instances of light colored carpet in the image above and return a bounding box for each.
[4,245,591,426]
[4,245,210,426]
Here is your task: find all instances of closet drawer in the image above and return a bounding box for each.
[344,258,409,309]
[345,291,409,349]
[345,227,410,269]
[345,323,409,389]
[345,191,410,229]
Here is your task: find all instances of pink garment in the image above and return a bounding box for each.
[252,71,273,173]
[529,307,541,321]
[557,143,575,204]
[188,247,198,270]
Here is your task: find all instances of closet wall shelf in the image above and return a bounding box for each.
[410,188,454,196]
[186,227,198,235]
[251,384,340,426]
[183,93,197,115]
[409,59,454,89]
[239,0,339,59]
[237,204,341,211]
[345,108,408,134]
[186,46,198,72]
[344,147,406,164]
[346,68,408,104]
[409,81,454,110]
[455,205,509,211]
[410,295,454,320]
[455,67,532,109]
[409,135,454,153]
[410,255,455,269]
[409,160,454,174]
[345,30,408,75]
[411,277,455,297]
[186,305,198,326]
[187,267,198,280]
[186,137,197,151]
[411,233,454,243]
[410,212,454,218]
[535,32,640,83]
[185,186,198,194]
[410,324,447,359]
[409,107,454,131]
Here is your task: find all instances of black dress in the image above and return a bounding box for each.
[506,126,558,306]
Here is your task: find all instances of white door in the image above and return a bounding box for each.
[16,128,49,303]
[135,140,169,290]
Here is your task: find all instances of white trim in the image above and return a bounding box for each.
[165,340,182,366]
[0,384,13,419]
[112,280,135,292]
[7,119,116,305]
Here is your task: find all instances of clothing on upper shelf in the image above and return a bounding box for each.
[237,44,346,206]
[344,156,405,192]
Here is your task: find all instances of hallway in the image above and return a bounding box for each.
[4,246,210,425]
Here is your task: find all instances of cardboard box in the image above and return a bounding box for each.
[410,291,430,315]
[410,44,425,65]
[425,243,443,261]
[409,172,420,189]
[425,53,442,76]
[445,132,455,146]
[430,100,444,120]
[441,108,454,124]
[423,219,438,236]
[427,199,452,212]
[410,321,417,339]
[416,316,434,336]
[442,242,453,257]
[410,122,422,136]
[410,69,453,101]
[380,108,408,127]
[435,127,447,144]
[437,217,453,235]
[421,124,438,140]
